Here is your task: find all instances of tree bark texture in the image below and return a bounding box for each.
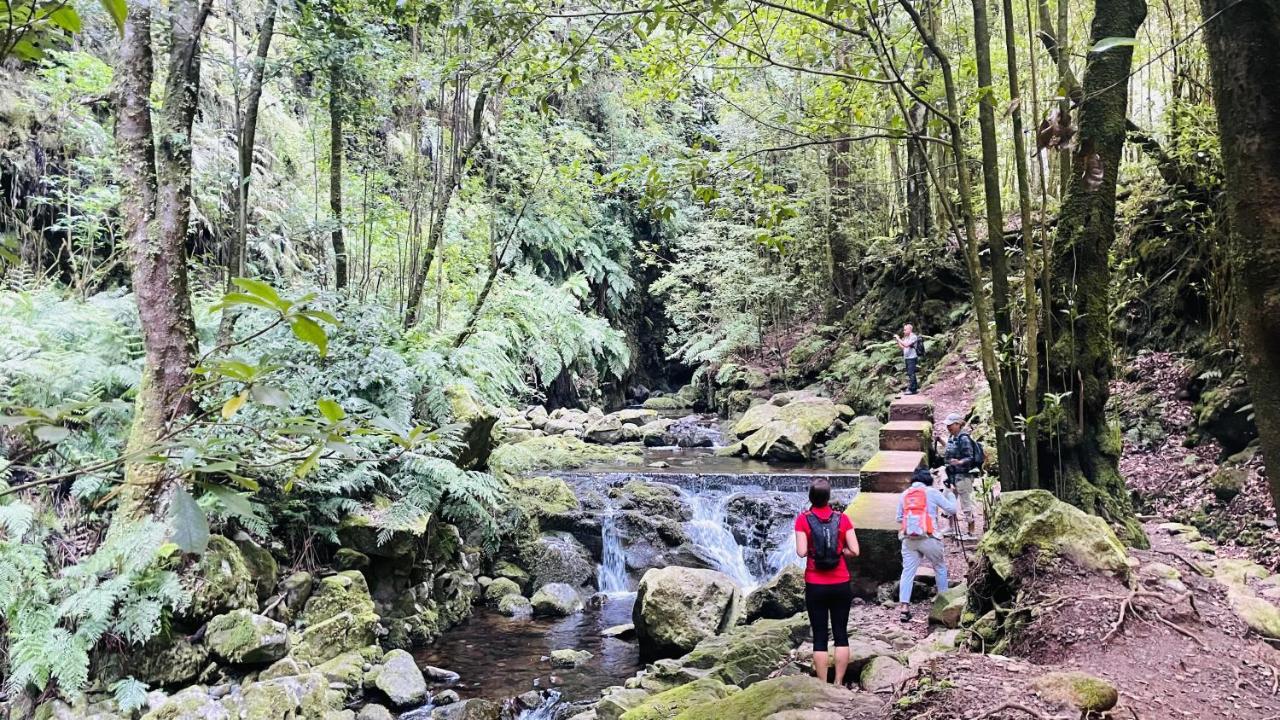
[1199,0,1280,523]
[330,62,347,290]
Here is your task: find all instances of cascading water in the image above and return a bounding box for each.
[597,510,629,594]
[685,492,768,589]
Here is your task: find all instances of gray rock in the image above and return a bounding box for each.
[335,548,371,570]
[373,649,428,707]
[423,665,461,684]
[206,609,289,665]
[433,689,460,706]
[483,577,522,604]
[742,565,805,622]
[357,704,394,720]
[524,533,594,589]
[497,594,533,617]
[632,566,741,661]
[928,583,967,629]
[431,698,500,720]
[548,649,593,668]
[531,583,583,617]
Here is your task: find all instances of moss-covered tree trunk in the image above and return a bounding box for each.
[329,61,348,290]
[826,142,856,317]
[904,103,932,242]
[1037,0,1146,545]
[117,0,209,516]
[1199,0,1280,523]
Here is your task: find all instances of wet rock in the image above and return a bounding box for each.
[612,481,689,520]
[233,532,279,604]
[531,583,583,616]
[293,610,380,666]
[430,698,500,720]
[206,609,289,665]
[665,415,721,448]
[233,672,341,718]
[602,623,636,639]
[585,414,626,444]
[859,655,913,692]
[372,649,428,706]
[357,705,394,720]
[617,678,736,720]
[732,397,854,461]
[638,419,677,447]
[523,532,594,589]
[549,649,593,668]
[676,675,873,719]
[677,615,809,687]
[497,594,533,617]
[1031,671,1118,712]
[633,566,742,661]
[483,577,522,604]
[493,560,532,590]
[423,665,461,683]
[929,583,967,628]
[978,490,1129,582]
[823,416,883,466]
[433,690,460,705]
[1209,467,1247,502]
[596,687,653,720]
[335,548,370,570]
[140,686,227,720]
[742,565,805,622]
[180,535,256,621]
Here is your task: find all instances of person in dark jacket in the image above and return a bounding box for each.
[941,412,980,539]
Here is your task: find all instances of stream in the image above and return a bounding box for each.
[413,416,859,717]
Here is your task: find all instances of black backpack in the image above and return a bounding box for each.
[913,334,926,356]
[805,511,842,570]
[960,432,986,469]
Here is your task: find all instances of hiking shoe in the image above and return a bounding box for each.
[899,609,912,623]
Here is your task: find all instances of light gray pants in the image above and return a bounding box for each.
[899,535,949,603]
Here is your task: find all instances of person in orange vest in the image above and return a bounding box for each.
[895,467,956,622]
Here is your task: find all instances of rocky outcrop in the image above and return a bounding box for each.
[444,383,498,469]
[726,394,854,461]
[293,572,380,665]
[1031,671,1119,713]
[741,565,805,623]
[180,535,256,622]
[633,567,742,660]
[370,649,427,707]
[206,609,289,665]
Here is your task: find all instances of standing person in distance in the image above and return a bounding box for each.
[793,478,859,685]
[894,323,921,395]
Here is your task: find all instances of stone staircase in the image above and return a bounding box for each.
[845,394,935,590]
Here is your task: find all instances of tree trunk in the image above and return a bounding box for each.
[218,0,278,341]
[826,142,856,316]
[1199,0,1280,523]
[905,102,932,242]
[117,0,208,517]
[329,62,347,290]
[403,86,489,328]
[1038,0,1147,545]
[971,0,1027,489]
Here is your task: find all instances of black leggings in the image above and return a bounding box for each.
[805,582,852,652]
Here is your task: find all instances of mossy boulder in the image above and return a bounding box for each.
[732,403,781,438]
[675,675,871,719]
[314,650,367,686]
[235,672,341,718]
[117,635,209,688]
[643,396,687,411]
[430,698,502,720]
[489,434,643,476]
[678,615,809,687]
[741,565,805,623]
[371,649,428,707]
[181,535,256,621]
[1209,468,1248,502]
[733,397,854,461]
[633,567,742,661]
[597,688,653,720]
[859,655,913,692]
[299,571,375,626]
[337,498,428,559]
[483,577,522,604]
[511,476,579,519]
[334,548,370,570]
[549,648,593,668]
[292,610,379,666]
[206,609,289,665]
[929,583,967,629]
[977,490,1129,582]
[497,593,533,617]
[493,560,532,589]
[1031,671,1118,712]
[444,383,498,469]
[140,687,227,720]
[618,678,737,720]
[522,532,594,589]
[1228,590,1280,638]
[530,582,583,616]
[823,416,883,466]
[233,533,279,604]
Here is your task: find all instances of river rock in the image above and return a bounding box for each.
[596,688,652,720]
[531,583,583,616]
[230,672,341,718]
[824,415,883,466]
[732,397,853,461]
[617,678,737,720]
[742,565,805,622]
[638,419,677,446]
[859,655,913,692]
[929,583,967,628]
[233,532,280,604]
[275,570,313,623]
[615,408,658,425]
[523,532,594,589]
[116,635,209,687]
[526,405,549,428]
[488,434,643,476]
[434,690,460,705]
[139,687,228,720]
[357,705,394,720]
[978,490,1130,582]
[424,665,461,683]
[430,698,500,720]
[261,657,306,680]
[676,675,873,719]
[633,566,742,661]
[673,615,809,688]
[1031,671,1118,712]
[483,577,522,604]
[180,535,256,621]
[665,415,721,448]
[372,649,428,706]
[549,649,593,668]
[206,609,289,665]
[585,414,626,444]
[314,650,368,686]
[497,593,533,617]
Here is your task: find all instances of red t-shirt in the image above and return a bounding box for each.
[793,507,854,584]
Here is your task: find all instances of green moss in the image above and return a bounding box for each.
[510,476,579,517]
[642,396,687,410]
[1030,671,1118,712]
[488,434,642,476]
[619,678,736,720]
[182,535,256,621]
[673,675,857,720]
[979,490,1130,581]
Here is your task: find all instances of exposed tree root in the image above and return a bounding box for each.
[969,701,1071,720]
[1102,587,1205,647]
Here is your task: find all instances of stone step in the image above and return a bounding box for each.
[844,491,902,584]
[880,420,932,453]
[889,395,934,423]
[858,450,925,493]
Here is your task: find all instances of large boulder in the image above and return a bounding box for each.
[674,615,809,688]
[617,678,737,720]
[632,567,742,661]
[742,565,805,622]
[674,675,875,720]
[233,533,279,604]
[733,396,854,461]
[139,687,229,720]
[444,383,498,469]
[206,609,289,665]
[824,416,883,466]
[337,497,429,559]
[929,583,967,629]
[977,490,1130,582]
[293,571,380,665]
[530,582,583,616]
[522,532,594,589]
[231,672,341,718]
[371,649,428,707]
[114,635,209,688]
[181,535,256,621]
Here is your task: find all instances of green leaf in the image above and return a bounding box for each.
[47,6,82,32]
[203,484,255,519]
[34,425,70,443]
[232,277,284,307]
[289,445,325,488]
[99,0,126,33]
[289,316,328,356]
[193,460,237,473]
[225,473,260,491]
[300,309,338,325]
[170,486,210,555]
[216,292,279,313]
[316,398,345,423]
[1091,36,1137,53]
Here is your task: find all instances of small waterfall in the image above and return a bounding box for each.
[597,510,629,593]
[685,493,759,589]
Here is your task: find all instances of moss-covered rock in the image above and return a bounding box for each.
[236,672,340,719]
[522,532,594,589]
[549,648,593,668]
[140,687,227,720]
[530,582,582,616]
[977,490,1129,582]
[732,404,781,438]
[511,476,579,518]
[206,609,289,665]
[823,416,883,466]
[675,675,872,719]
[292,610,379,666]
[678,615,808,687]
[741,565,805,623]
[337,498,428,559]
[234,533,279,605]
[633,567,742,661]
[597,688,653,720]
[493,560,532,589]
[497,593,533,617]
[858,655,912,692]
[489,434,643,476]
[483,577,522,604]
[642,396,687,411]
[275,570,313,624]
[442,383,498,469]
[1228,590,1280,638]
[300,571,376,626]
[116,635,209,688]
[181,535,256,621]
[928,583,966,629]
[313,650,366,686]
[335,548,370,570]
[370,649,427,707]
[1031,671,1118,712]
[618,678,736,720]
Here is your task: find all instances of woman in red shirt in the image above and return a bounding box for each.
[793,478,859,685]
